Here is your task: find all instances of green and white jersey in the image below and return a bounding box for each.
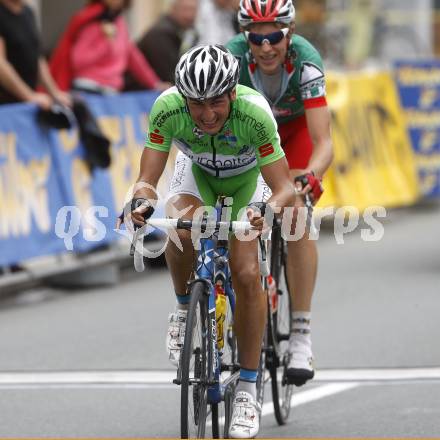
[145,84,284,178]
[226,33,326,125]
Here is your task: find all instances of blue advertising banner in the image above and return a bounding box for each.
[0,103,72,266]
[0,91,161,267]
[50,91,160,252]
[394,60,440,197]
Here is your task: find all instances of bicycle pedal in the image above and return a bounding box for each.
[173,378,181,385]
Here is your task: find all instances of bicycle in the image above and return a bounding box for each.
[130,199,296,437]
[261,192,316,425]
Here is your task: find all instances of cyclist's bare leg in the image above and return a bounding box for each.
[286,169,318,312]
[284,169,317,384]
[164,194,205,366]
[229,236,267,370]
[286,237,318,310]
[164,194,203,295]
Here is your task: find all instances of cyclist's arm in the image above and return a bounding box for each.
[134,147,169,200]
[133,89,176,206]
[260,158,296,213]
[304,105,333,178]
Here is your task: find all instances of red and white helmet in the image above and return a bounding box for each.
[238,0,295,27]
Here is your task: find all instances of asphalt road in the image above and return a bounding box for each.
[0,202,439,437]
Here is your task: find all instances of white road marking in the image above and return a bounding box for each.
[262,382,359,415]
[315,367,440,382]
[207,382,359,427]
[0,367,439,388]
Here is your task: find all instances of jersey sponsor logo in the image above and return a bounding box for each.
[218,130,238,147]
[196,155,256,170]
[170,154,188,190]
[301,78,326,100]
[174,139,257,176]
[150,129,164,144]
[230,108,270,143]
[193,126,205,139]
[258,143,274,158]
[261,178,272,202]
[300,62,324,83]
[237,145,253,157]
[152,106,187,128]
[300,62,326,100]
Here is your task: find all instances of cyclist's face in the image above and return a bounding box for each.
[247,23,290,75]
[187,91,235,135]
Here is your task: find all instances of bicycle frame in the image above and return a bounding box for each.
[193,235,235,405]
[172,203,239,407]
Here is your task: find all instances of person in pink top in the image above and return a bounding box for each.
[50,0,170,94]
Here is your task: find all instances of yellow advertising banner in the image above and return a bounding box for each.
[319,71,419,210]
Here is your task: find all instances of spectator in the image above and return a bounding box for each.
[0,0,71,109]
[196,0,239,46]
[50,0,169,94]
[135,0,199,84]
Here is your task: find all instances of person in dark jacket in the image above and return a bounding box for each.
[0,0,71,108]
[135,0,199,84]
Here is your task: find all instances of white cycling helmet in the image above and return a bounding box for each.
[175,45,240,101]
[238,0,295,27]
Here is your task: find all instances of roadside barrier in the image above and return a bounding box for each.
[394,60,440,197]
[0,91,169,268]
[320,70,420,210]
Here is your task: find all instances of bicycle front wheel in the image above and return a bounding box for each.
[180,281,210,438]
[268,229,293,425]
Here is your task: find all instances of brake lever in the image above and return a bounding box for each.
[304,193,317,235]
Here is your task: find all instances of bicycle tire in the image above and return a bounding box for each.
[267,228,293,425]
[256,328,267,415]
[223,383,235,438]
[211,403,219,438]
[180,281,210,438]
[220,301,240,438]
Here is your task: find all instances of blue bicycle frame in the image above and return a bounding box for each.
[194,227,236,405]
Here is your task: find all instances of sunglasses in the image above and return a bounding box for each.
[245,28,289,46]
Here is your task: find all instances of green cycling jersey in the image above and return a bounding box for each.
[226,33,327,125]
[145,84,285,178]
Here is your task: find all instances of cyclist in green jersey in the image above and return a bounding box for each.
[226,0,334,387]
[124,45,296,438]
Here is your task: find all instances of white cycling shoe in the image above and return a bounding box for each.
[166,310,187,366]
[229,391,261,439]
[286,342,315,386]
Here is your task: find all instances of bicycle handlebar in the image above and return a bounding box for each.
[147,218,252,233]
[131,217,269,274]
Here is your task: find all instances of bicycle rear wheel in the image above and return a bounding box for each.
[268,228,293,425]
[180,281,210,438]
